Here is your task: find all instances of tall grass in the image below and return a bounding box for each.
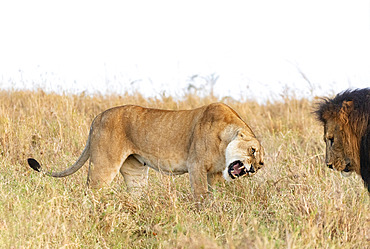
[0,90,368,248]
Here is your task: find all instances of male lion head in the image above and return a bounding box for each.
[223,129,264,181]
[315,88,370,191]
[321,116,354,176]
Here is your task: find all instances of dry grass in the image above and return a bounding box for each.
[0,90,369,248]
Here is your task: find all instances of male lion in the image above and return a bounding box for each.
[28,103,265,201]
[315,88,370,192]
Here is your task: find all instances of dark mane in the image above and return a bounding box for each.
[315,88,370,124]
[315,88,370,191]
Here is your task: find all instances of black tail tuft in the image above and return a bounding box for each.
[27,158,41,172]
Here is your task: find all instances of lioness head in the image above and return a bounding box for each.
[223,129,264,181]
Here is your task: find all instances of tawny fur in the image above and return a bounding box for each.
[28,103,265,201]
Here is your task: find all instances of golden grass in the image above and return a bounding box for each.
[0,90,369,248]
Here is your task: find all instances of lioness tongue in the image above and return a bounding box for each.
[233,163,242,174]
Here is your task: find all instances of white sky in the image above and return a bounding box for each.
[0,0,369,102]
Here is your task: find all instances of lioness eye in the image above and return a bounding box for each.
[251,148,256,155]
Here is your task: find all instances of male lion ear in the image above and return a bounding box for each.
[342,101,354,112]
[340,100,354,124]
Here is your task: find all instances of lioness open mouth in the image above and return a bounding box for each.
[228,160,249,179]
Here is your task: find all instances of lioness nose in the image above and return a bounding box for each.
[326,163,333,169]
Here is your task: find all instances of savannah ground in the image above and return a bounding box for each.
[0,90,369,248]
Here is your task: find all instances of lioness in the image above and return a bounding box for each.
[28,103,265,201]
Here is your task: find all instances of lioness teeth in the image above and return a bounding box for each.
[26,103,265,204]
[239,166,245,169]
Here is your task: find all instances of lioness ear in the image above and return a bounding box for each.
[340,100,354,123]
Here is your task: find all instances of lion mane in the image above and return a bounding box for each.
[315,88,370,191]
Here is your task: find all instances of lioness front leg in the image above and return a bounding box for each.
[207,172,223,192]
[188,165,208,202]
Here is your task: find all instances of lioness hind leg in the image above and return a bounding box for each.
[87,153,129,189]
[120,155,149,196]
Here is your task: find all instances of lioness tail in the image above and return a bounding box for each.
[27,131,91,178]
[28,158,41,172]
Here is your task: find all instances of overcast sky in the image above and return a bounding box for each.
[0,0,369,102]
